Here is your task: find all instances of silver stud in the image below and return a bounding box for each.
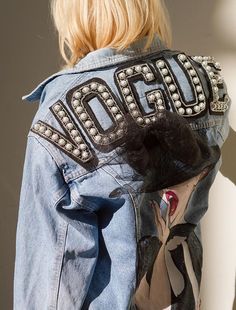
[186,108,193,115]
[84,120,93,128]
[175,100,181,108]
[73,149,80,156]
[33,123,40,131]
[90,83,97,90]
[123,88,130,95]
[178,108,185,115]
[82,86,90,94]
[118,72,126,79]
[126,96,133,103]
[65,143,73,151]
[98,85,105,92]
[80,113,88,121]
[71,130,79,137]
[194,105,200,112]
[76,106,83,114]
[62,117,69,124]
[39,126,46,133]
[165,76,172,83]
[59,138,66,146]
[54,104,61,112]
[172,93,180,100]
[51,134,59,141]
[126,68,133,75]
[89,128,97,136]
[58,110,66,118]
[106,99,114,106]
[66,123,74,130]
[157,61,165,68]
[169,84,176,92]
[74,92,81,99]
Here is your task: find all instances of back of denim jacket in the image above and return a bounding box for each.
[14,35,231,310]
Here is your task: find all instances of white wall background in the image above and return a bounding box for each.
[166,1,236,309]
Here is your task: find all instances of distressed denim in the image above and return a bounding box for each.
[14,34,231,310]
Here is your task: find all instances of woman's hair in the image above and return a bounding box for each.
[51,0,172,67]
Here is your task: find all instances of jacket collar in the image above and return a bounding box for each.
[23,34,166,102]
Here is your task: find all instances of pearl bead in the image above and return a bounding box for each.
[157,99,163,105]
[215,62,221,69]
[117,129,124,136]
[193,77,199,84]
[151,116,156,122]
[84,120,92,128]
[135,66,142,72]
[73,100,79,107]
[54,104,61,112]
[34,123,40,131]
[162,68,168,75]
[137,117,144,124]
[65,143,73,151]
[165,76,172,83]
[148,94,155,102]
[146,73,154,80]
[158,106,165,111]
[74,92,81,99]
[194,105,200,112]
[45,129,52,137]
[82,87,90,94]
[186,108,193,115]
[172,93,180,100]
[116,114,123,121]
[98,85,105,92]
[39,126,46,133]
[89,128,97,135]
[155,92,161,99]
[132,110,139,117]
[102,137,109,144]
[190,69,196,76]
[179,54,187,61]
[75,136,82,143]
[123,88,130,95]
[62,117,69,124]
[58,110,65,118]
[214,86,219,93]
[90,83,97,90]
[126,68,133,75]
[51,134,59,141]
[169,84,176,92]
[120,80,128,87]
[199,102,206,109]
[80,113,88,121]
[196,86,202,92]
[145,118,151,124]
[184,61,191,69]
[106,99,114,106]
[80,144,87,150]
[71,130,79,137]
[126,96,133,103]
[73,149,80,156]
[109,133,116,140]
[175,100,181,108]
[198,94,205,101]
[111,106,118,113]
[66,123,74,130]
[76,106,83,114]
[118,72,126,79]
[102,92,109,99]
[81,151,89,159]
[157,61,165,68]
[209,72,215,78]
[94,135,102,142]
[129,103,136,110]
[206,66,212,71]
[59,139,66,146]
[178,108,185,115]
[142,66,149,73]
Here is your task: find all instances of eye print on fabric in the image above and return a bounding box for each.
[133,173,206,310]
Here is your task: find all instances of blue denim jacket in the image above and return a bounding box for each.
[14,35,231,310]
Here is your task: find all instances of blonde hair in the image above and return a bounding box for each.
[51,0,172,68]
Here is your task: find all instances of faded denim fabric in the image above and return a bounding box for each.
[14,34,231,310]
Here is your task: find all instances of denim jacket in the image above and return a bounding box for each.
[14,34,231,310]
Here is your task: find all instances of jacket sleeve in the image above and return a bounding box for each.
[13,135,98,310]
